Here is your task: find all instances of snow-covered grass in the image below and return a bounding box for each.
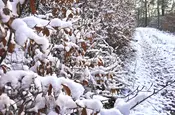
[129,27,175,115]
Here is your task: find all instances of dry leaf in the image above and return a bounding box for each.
[3,8,10,15]
[83,80,88,86]
[8,42,15,53]
[2,38,7,46]
[0,48,6,56]
[41,0,46,5]
[87,37,93,44]
[42,28,50,36]
[68,13,73,18]
[38,105,47,113]
[81,42,87,52]
[69,31,72,36]
[30,0,36,14]
[1,65,7,73]
[55,105,60,114]
[52,8,58,16]
[64,29,69,34]
[2,0,7,5]
[62,84,71,96]
[98,58,103,66]
[75,0,79,3]
[35,26,43,33]
[18,104,24,115]
[62,7,67,18]
[48,84,53,95]
[81,108,87,115]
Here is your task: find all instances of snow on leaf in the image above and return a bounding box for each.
[77,99,103,112]
[114,99,130,115]
[100,108,123,115]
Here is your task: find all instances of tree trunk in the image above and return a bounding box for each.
[144,0,148,27]
[161,0,165,16]
[157,0,160,29]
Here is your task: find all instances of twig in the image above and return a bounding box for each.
[130,80,175,110]
[128,86,145,101]
[147,100,160,113]
[0,31,13,65]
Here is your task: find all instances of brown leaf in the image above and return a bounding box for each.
[62,7,67,18]
[68,13,73,18]
[83,80,88,86]
[96,80,101,84]
[55,105,60,114]
[81,108,87,115]
[0,48,6,56]
[0,32,6,41]
[52,8,58,16]
[69,31,72,36]
[2,38,7,46]
[64,29,69,34]
[93,112,99,115]
[3,8,10,15]
[2,0,7,5]
[7,18,14,27]
[16,2,21,15]
[87,37,93,44]
[110,88,119,94]
[30,0,36,14]
[41,0,46,5]
[38,105,47,113]
[8,42,15,53]
[18,104,24,115]
[1,65,7,73]
[75,0,79,3]
[35,26,43,33]
[48,84,53,95]
[81,42,87,52]
[98,58,103,66]
[62,84,71,96]
[42,28,50,36]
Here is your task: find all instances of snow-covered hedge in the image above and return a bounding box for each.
[0,0,144,115]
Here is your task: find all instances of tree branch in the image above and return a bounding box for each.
[130,80,175,110]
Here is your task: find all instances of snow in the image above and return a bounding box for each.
[127,92,149,109]
[56,93,77,114]
[22,16,49,28]
[114,99,130,115]
[50,18,72,28]
[48,110,58,115]
[0,3,175,114]
[76,99,103,112]
[127,27,175,115]
[11,18,49,52]
[28,93,46,112]
[0,70,36,89]
[100,108,123,115]
[61,78,85,100]
[0,93,17,114]
[0,8,11,23]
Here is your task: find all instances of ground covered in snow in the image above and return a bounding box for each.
[126,28,175,115]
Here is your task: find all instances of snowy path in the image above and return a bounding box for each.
[129,28,175,115]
